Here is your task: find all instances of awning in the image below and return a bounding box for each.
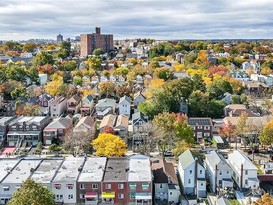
[102,192,115,199]
[54,184,61,188]
[135,195,152,200]
[85,192,97,198]
[66,184,74,188]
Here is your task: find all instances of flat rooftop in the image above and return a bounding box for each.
[31,159,64,184]
[78,157,107,182]
[128,156,152,182]
[52,157,85,182]
[2,159,42,184]
[103,158,128,182]
[0,159,20,182]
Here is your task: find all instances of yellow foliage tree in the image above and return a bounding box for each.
[80,89,95,98]
[261,67,273,75]
[194,50,209,67]
[253,193,273,205]
[246,68,254,75]
[45,79,63,96]
[144,78,165,99]
[173,62,185,71]
[92,133,127,157]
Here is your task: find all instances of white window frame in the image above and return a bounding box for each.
[106,184,111,189]
[80,184,85,190]
[118,183,124,189]
[92,184,98,189]
[118,194,124,199]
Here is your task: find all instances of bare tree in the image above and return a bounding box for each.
[62,130,96,156]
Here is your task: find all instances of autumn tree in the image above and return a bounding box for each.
[86,57,102,71]
[92,48,104,56]
[235,112,248,150]
[114,67,129,76]
[259,119,273,147]
[153,67,173,81]
[33,51,54,66]
[207,78,232,99]
[253,193,273,205]
[99,81,116,97]
[92,133,127,157]
[45,78,63,96]
[7,179,55,205]
[15,104,40,116]
[219,121,235,149]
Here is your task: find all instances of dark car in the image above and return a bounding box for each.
[247,147,259,154]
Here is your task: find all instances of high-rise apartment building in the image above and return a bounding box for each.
[80,27,113,57]
[56,34,63,43]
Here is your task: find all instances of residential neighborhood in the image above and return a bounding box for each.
[1,28,273,205]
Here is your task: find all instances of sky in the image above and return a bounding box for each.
[0,0,273,41]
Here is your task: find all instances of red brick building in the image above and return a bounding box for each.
[80,27,113,57]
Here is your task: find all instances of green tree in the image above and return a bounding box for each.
[192,74,206,92]
[33,51,54,66]
[207,78,232,99]
[235,112,248,150]
[259,119,273,146]
[7,179,55,205]
[22,42,37,52]
[92,48,104,56]
[153,67,173,81]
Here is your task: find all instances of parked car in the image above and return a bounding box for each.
[163,151,174,157]
[247,147,259,154]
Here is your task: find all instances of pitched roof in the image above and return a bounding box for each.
[152,159,178,184]
[178,149,203,169]
[74,116,96,131]
[227,150,257,170]
[115,115,129,128]
[188,118,213,126]
[96,98,116,107]
[223,116,271,127]
[206,151,229,169]
[69,94,81,102]
[44,117,72,129]
[99,114,116,129]
[132,111,148,122]
[119,95,131,104]
[82,95,93,102]
[134,91,145,100]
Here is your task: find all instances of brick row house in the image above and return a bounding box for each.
[0,117,17,146]
[188,118,213,142]
[43,117,73,145]
[0,155,154,205]
[7,116,51,147]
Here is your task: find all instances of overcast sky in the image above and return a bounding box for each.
[0,0,273,40]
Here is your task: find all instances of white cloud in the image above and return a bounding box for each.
[0,0,272,40]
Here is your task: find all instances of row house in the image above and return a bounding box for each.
[127,155,153,205]
[77,157,107,205]
[52,157,86,204]
[95,98,116,119]
[188,118,213,142]
[205,151,233,193]
[0,159,42,204]
[0,159,20,204]
[43,117,73,145]
[48,97,67,118]
[99,114,129,139]
[67,95,82,115]
[102,158,128,204]
[178,149,206,198]
[81,95,94,117]
[7,116,50,147]
[227,150,259,190]
[0,117,17,146]
[130,112,149,147]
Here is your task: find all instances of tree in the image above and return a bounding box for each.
[207,78,232,99]
[86,57,102,71]
[48,143,62,153]
[114,67,129,76]
[253,193,273,205]
[98,81,116,97]
[192,74,206,92]
[63,131,96,155]
[92,48,104,56]
[219,120,235,149]
[92,133,127,157]
[22,42,37,52]
[45,79,63,96]
[259,119,273,146]
[235,112,248,150]
[33,51,54,66]
[153,67,173,81]
[7,179,55,205]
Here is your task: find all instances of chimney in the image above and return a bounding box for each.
[95,27,101,34]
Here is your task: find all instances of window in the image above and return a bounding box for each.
[188,179,191,184]
[160,184,163,189]
[197,126,202,129]
[118,194,124,199]
[106,184,111,189]
[200,170,202,175]
[204,126,210,130]
[118,184,124,189]
[219,171,222,175]
[32,125,37,130]
[245,170,248,175]
[142,183,149,190]
[130,192,136,199]
[55,195,63,200]
[129,183,137,190]
[3,186,9,191]
[170,192,173,196]
[26,125,29,130]
[54,184,61,190]
[80,184,85,190]
[92,184,98,189]
[227,171,229,174]
[80,194,85,199]
[190,170,192,174]
[245,179,248,186]
[67,184,73,189]
[68,194,74,200]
